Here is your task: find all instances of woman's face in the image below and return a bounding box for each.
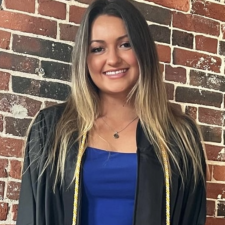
[87,15,139,96]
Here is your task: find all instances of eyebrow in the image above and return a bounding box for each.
[89,34,128,44]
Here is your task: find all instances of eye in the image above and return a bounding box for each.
[90,47,104,53]
[120,42,131,48]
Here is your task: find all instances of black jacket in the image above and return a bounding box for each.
[16,104,206,225]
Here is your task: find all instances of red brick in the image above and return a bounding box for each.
[12,35,72,62]
[9,160,22,180]
[0,71,10,91]
[134,2,172,26]
[69,5,87,24]
[206,217,225,225]
[172,29,193,49]
[205,144,225,162]
[176,86,222,108]
[185,106,197,120]
[199,107,223,126]
[159,63,164,74]
[207,200,215,216]
[201,125,222,143]
[192,0,225,23]
[150,24,170,43]
[0,159,8,178]
[173,48,221,73]
[145,0,189,12]
[170,103,182,112]
[6,181,21,200]
[0,93,42,117]
[190,70,225,92]
[38,0,66,20]
[213,165,225,181]
[41,60,71,81]
[12,204,18,221]
[195,35,218,54]
[6,117,32,137]
[0,52,39,74]
[207,182,225,199]
[5,0,35,13]
[219,41,225,57]
[0,202,8,220]
[0,137,23,158]
[165,65,186,83]
[218,200,225,216]
[222,24,225,39]
[165,83,174,100]
[0,11,57,38]
[44,101,58,108]
[12,76,70,101]
[173,12,220,36]
[0,30,11,50]
[0,114,2,132]
[156,44,171,63]
[60,24,78,42]
[0,181,5,200]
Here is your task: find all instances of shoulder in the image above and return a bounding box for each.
[24,103,68,163]
[33,103,67,130]
[27,103,67,146]
[38,103,66,121]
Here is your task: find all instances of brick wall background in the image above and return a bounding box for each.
[0,0,224,224]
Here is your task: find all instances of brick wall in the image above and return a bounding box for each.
[0,0,224,224]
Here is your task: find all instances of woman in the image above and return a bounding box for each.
[17,0,206,225]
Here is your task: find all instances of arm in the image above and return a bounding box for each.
[180,165,206,225]
[16,112,46,225]
[180,120,207,225]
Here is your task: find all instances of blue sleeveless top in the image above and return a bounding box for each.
[81,147,137,225]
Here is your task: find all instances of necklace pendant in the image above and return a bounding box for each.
[114,132,119,139]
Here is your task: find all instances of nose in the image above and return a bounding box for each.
[106,48,122,66]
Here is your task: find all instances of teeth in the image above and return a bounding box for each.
[105,69,127,75]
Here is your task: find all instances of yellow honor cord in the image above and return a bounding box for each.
[72,132,87,225]
[162,145,170,225]
[72,134,170,225]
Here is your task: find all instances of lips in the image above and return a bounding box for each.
[104,69,128,76]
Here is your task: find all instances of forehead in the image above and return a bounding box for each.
[90,15,127,39]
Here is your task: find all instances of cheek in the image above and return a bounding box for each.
[87,56,95,74]
[124,52,139,68]
[87,56,102,88]
[87,56,104,75]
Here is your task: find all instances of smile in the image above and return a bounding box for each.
[104,69,128,76]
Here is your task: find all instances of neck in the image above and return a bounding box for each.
[99,93,137,121]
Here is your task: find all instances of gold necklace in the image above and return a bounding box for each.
[101,116,138,139]
[72,133,170,225]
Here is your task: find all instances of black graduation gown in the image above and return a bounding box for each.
[16,104,206,225]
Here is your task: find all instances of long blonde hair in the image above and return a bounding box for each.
[41,0,205,189]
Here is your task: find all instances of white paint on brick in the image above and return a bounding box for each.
[11,105,28,118]
[217,148,225,161]
[208,75,219,84]
[211,58,217,64]
[196,57,205,68]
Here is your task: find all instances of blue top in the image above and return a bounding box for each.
[81,147,137,225]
